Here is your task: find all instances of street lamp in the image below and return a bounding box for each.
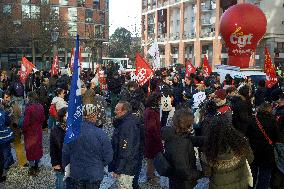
[51,28,59,69]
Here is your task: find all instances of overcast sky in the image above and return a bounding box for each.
[109,0,141,36]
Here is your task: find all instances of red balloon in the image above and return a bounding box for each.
[220,3,267,68]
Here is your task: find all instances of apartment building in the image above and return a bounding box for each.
[141,0,284,69]
[0,0,109,68]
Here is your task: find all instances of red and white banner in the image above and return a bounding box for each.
[185,60,196,77]
[51,55,59,76]
[202,55,212,77]
[69,47,83,72]
[264,47,278,88]
[135,53,154,86]
[20,57,35,83]
[148,41,160,69]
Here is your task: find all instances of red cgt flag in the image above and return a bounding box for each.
[185,60,196,77]
[51,55,59,76]
[20,57,35,83]
[135,53,154,86]
[264,47,278,88]
[202,55,212,77]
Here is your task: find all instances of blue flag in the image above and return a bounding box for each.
[64,35,82,144]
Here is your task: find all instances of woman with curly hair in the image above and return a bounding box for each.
[162,108,204,189]
[201,115,254,189]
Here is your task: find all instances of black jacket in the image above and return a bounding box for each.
[161,127,204,189]
[50,123,66,170]
[109,113,141,175]
[246,112,278,167]
[275,106,284,143]
[254,87,267,107]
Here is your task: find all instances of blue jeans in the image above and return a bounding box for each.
[68,178,101,189]
[251,163,272,189]
[55,171,65,189]
[2,142,14,170]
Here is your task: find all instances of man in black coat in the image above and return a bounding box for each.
[109,101,141,189]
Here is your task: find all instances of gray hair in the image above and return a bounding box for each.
[118,101,132,113]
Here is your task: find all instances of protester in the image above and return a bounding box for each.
[201,115,254,188]
[246,102,278,189]
[0,105,14,177]
[22,91,45,176]
[109,101,141,189]
[62,104,113,189]
[50,107,67,189]
[144,92,163,185]
[161,108,203,189]
[272,94,284,189]
[2,91,27,167]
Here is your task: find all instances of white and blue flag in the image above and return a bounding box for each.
[64,35,82,144]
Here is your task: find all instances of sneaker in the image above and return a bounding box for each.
[28,167,36,176]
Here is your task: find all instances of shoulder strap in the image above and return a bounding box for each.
[255,114,273,145]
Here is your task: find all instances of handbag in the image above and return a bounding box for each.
[153,152,173,177]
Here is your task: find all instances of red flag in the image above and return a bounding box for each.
[185,60,196,77]
[69,47,83,72]
[20,57,35,83]
[264,47,278,88]
[51,55,59,76]
[135,53,154,86]
[202,55,212,77]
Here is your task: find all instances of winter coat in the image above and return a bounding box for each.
[201,146,254,189]
[107,77,122,95]
[172,82,184,106]
[254,87,267,107]
[275,105,284,143]
[51,96,67,112]
[161,127,204,189]
[0,108,13,144]
[229,96,250,134]
[50,123,65,169]
[22,103,45,161]
[144,107,163,159]
[109,113,141,175]
[246,112,278,167]
[62,121,113,182]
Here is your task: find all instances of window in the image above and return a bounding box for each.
[100,12,105,24]
[68,8,77,22]
[93,0,100,9]
[78,0,85,7]
[105,0,109,10]
[3,4,12,15]
[51,6,59,20]
[95,25,104,38]
[22,5,40,19]
[41,0,49,4]
[60,0,68,5]
[85,9,93,23]
[21,0,30,4]
[69,22,77,36]
[177,20,180,27]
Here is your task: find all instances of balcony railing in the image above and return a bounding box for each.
[158,34,166,42]
[170,32,179,40]
[183,33,196,40]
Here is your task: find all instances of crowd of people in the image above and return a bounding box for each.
[0,63,283,189]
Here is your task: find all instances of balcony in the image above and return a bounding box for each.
[200,31,215,38]
[201,19,213,26]
[157,34,166,42]
[170,32,179,40]
[183,33,196,40]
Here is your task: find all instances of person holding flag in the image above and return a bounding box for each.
[62,35,113,189]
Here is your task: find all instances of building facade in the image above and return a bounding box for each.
[141,0,284,69]
[0,0,109,69]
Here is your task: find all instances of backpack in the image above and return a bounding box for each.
[49,104,58,118]
[13,82,24,97]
